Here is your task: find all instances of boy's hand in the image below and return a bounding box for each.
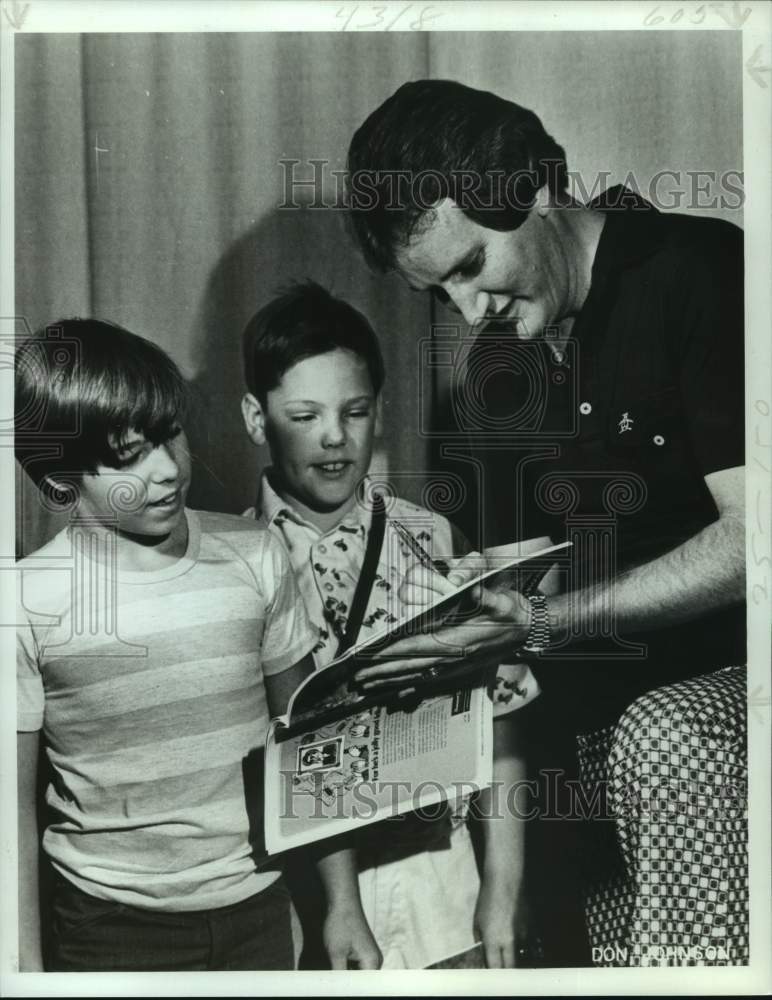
[323,902,382,969]
[315,843,380,969]
[474,872,523,968]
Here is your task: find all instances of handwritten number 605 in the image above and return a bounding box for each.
[644,5,707,25]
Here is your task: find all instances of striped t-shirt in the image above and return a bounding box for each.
[16,509,316,911]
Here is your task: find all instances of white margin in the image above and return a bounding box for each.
[1,1,770,997]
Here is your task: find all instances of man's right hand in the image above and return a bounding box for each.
[398,551,484,606]
[354,553,532,688]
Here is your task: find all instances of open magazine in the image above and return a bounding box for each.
[264,540,571,853]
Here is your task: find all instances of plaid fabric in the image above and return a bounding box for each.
[577,666,748,967]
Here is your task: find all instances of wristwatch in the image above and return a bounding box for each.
[521,592,551,655]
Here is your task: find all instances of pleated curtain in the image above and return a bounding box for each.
[15,31,741,555]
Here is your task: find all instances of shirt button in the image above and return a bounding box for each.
[323,582,334,592]
[579,401,592,415]
[653,434,665,446]
[317,544,327,554]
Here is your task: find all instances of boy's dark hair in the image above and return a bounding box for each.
[242,281,385,403]
[346,79,569,272]
[15,317,188,489]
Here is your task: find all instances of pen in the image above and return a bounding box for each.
[390,518,451,578]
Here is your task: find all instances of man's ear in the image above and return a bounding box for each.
[374,395,383,438]
[241,393,267,446]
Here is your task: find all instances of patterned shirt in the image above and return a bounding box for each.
[246,473,540,715]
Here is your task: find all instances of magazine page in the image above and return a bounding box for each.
[282,540,571,730]
[264,684,492,853]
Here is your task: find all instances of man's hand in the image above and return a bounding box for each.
[354,553,532,686]
[323,902,382,969]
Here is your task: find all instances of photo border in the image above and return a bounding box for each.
[1,1,769,996]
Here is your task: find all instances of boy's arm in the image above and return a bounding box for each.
[264,653,314,719]
[264,657,381,970]
[315,841,381,970]
[472,712,527,968]
[17,730,43,972]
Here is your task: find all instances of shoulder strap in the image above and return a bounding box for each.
[335,493,386,658]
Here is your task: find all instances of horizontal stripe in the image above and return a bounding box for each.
[37,590,270,658]
[61,760,255,820]
[17,673,44,724]
[46,832,272,904]
[52,864,279,912]
[48,720,268,792]
[19,562,265,625]
[48,804,253,872]
[48,682,266,757]
[42,620,264,689]
[107,583,270,627]
[46,651,265,724]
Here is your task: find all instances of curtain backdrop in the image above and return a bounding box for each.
[15,31,742,555]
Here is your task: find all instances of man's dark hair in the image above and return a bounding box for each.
[242,280,385,404]
[15,317,188,488]
[346,79,569,271]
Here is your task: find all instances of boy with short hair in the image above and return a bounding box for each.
[15,318,380,972]
[240,282,536,969]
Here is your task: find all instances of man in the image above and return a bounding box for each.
[345,79,747,967]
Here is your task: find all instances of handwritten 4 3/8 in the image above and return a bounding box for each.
[336,4,442,31]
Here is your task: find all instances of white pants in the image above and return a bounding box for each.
[357,822,480,969]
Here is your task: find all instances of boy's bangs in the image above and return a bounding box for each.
[99,355,188,461]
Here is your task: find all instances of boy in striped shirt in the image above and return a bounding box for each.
[15,318,380,972]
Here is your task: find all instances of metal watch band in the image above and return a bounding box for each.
[521,592,550,654]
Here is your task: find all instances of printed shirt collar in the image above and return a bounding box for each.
[256,469,371,537]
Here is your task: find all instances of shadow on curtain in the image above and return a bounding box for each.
[14,31,741,555]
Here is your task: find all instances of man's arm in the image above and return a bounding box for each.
[17,730,43,972]
[472,712,528,968]
[549,465,744,642]
[355,467,744,679]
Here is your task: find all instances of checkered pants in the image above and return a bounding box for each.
[577,666,748,967]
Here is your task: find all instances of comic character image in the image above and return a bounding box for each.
[298,737,344,773]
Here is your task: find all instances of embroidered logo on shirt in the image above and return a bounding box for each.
[618,411,634,433]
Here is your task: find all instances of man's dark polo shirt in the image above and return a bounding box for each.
[465,186,745,733]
